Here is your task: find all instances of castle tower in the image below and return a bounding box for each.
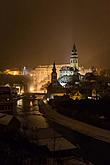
[51,62,57,83]
[70,44,78,69]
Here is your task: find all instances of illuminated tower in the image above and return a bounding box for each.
[23,66,28,75]
[51,62,57,83]
[70,44,78,69]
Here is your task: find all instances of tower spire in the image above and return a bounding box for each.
[51,61,57,83]
[52,61,56,73]
[72,43,77,54]
[70,43,78,69]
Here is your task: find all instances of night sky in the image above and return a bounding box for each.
[0,0,110,70]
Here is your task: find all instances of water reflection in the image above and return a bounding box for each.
[17,98,39,111]
[17,99,23,106]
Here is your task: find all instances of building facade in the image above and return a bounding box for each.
[30,45,92,93]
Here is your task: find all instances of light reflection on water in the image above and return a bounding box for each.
[17,99,39,111]
[30,101,33,107]
[17,99,23,106]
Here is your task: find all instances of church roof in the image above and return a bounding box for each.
[47,80,66,94]
[48,80,62,88]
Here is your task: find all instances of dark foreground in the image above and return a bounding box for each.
[39,99,110,165]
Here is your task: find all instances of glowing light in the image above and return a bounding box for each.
[30,73,33,77]
[4,69,20,75]
[30,86,34,92]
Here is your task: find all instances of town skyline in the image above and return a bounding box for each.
[0,0,110,70]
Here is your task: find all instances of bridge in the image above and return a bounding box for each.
[23,92,46,99]
[13,92,46,101]
[0,92,45,113]
[39,100,110,165]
